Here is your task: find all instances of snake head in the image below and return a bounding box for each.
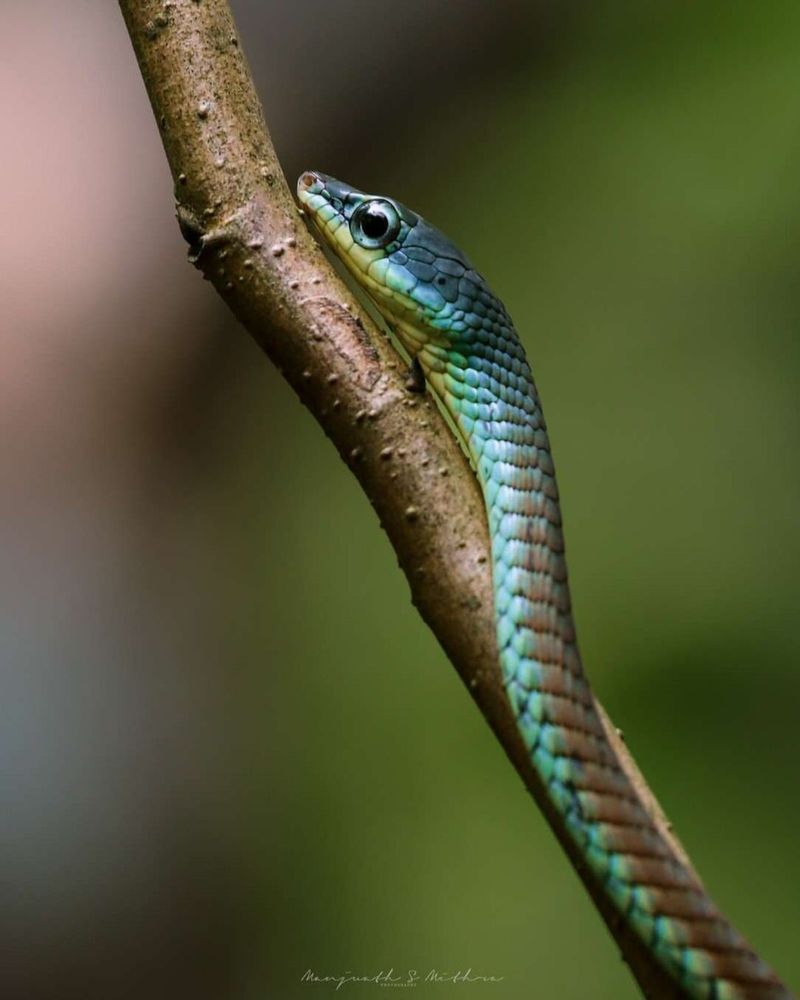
[297,170,416,310]
[297,170,484,353]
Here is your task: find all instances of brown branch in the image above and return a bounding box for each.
[119,2,702,995]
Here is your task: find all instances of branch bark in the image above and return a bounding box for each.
[120,2,698,995]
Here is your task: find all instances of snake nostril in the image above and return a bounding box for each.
[298,171,318,190]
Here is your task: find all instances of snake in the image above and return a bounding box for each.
[296,170,791,999]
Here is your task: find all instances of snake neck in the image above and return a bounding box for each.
[418,334,787,1000]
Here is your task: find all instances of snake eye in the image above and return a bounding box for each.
[350,199,401,249]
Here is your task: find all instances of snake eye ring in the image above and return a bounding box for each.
[350,199,401,249]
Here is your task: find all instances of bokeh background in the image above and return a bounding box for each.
[2,2,799,998]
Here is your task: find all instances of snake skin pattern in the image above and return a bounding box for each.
[297,171,790,999]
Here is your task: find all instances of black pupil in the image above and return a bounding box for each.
[361,206,389,239]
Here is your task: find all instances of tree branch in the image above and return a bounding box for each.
[120,2,698,995]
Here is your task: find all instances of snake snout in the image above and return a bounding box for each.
[297,170,324,200]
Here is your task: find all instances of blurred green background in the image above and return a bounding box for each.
[2,2,799,998]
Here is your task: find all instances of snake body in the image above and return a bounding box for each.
[297,171,789,999]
